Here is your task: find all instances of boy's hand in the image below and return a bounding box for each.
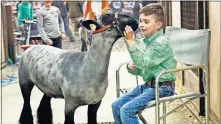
[61,34,67,40]
[47,39,53,46]
[128,61,136,71]
[124,25,134,46]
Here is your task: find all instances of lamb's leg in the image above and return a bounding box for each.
[64,99,78,124]
[81,38,87,52]
[88,32,93,46]
[87,100,102,124]
[19,81,34,124]
[37,94,52,124]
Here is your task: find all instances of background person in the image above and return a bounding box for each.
[52,1,75,42]
[36,0,66,48]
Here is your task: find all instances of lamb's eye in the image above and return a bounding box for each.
[107,28,111,31]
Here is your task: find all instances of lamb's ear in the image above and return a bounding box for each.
[82,20,102,31]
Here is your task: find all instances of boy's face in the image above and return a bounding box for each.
[44,0,52,6]
[139,13,163,37]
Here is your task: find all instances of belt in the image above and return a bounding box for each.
[160,81,174,87]
[147,80,174,88]
[50,36,61,41]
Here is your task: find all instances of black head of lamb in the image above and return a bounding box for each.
[82,13,139,41]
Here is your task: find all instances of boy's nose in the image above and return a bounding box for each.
[139,23,144,28]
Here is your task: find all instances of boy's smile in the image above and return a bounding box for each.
[139,13,163,37]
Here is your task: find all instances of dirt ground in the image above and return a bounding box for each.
[1,36,206,124]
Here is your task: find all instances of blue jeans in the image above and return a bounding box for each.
[112,83,175,124]
[62,16,75,41]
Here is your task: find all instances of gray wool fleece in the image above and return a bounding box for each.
[36,5,65,43]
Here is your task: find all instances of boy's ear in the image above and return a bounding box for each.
[157,21,163,30]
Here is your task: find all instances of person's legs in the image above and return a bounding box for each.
[120,85,174,124]
[50,36,62,48]
[119,86,154,124]
[18,24,25,32]
[112,83,148,124]
[69,18,77,40]
[63,16,75,42]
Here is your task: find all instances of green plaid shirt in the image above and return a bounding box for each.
[127,28,177,82]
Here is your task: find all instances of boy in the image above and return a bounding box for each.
[36,0,66,48]
[112,3,177,124]
[17,0,33,26]
[17,0,33,32]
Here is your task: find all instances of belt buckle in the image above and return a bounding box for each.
[146,81,152,87]
[162,81,173,87]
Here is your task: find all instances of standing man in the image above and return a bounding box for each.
[109,1,124,14]
[52,1,75,42]
[83,0,109,20]
[36,0,66,48]
[66,1,84,39]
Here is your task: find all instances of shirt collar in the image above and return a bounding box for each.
[22,1,28,5]
[144,28,164,45]
[43,5,51,10]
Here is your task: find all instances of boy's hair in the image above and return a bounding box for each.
[139,3,165,23]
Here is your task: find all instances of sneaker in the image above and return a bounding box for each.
[70,40,76,42]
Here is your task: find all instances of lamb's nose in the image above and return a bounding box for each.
[131,19,139,31]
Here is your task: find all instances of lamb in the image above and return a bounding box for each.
[18,13,138,124]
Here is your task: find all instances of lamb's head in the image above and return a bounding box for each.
[82,13,138,42]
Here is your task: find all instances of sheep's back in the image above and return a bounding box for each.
[19,45,68,97]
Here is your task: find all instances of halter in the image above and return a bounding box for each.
[92,13,124,36]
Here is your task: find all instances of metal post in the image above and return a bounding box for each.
[199,68,205,116]
[182,71,185,85]
[116,70,120,98]
[115,62,130,98]
[155,74,162,124]
[205,69,209,124]
[5,5,16,63]
[2,4,9,68]
[138,112,148,124]
[26,24,31,45]
[163,102,166,124]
